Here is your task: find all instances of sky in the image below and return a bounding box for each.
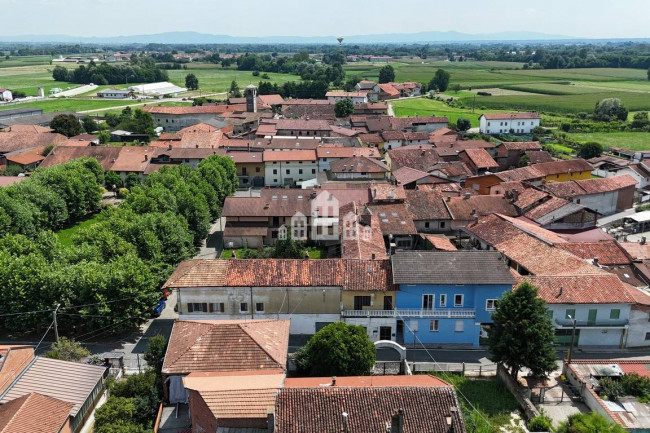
[3,0,649,39]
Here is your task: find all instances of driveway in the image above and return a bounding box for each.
[195,217,225,259]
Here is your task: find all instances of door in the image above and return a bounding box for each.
[396,321,404,344]
[383,296,393,310]
[588,309,597,326]
[379,326,392,341]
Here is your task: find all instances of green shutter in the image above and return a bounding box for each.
[565,309,575,319]
[610,309,621,319]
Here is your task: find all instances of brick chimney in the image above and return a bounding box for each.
[390,408,404,433]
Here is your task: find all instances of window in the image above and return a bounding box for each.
[486,299,499,310]
[209,303,225,313]
[454,294,464,307]
[429,320,439,332]
[440,222,446,228]
[256,167,260,173]
[187,302,207,313]
[242,167,247,176]
[256,302,264,312]
[422,294,434,310]
[273,169,278,175]
[610,309,621,319]
[488,122,491,126]
[299,169,303,174]
[455,321,464,332]
[547,310,554,319]
[240,302,249,312]
[312,169,316,174]
[286,169,290,175]
[273,179,278,183]
[439,294,447,307]
[424,222,430,228]
[565,309,576,319]
[646,332,650,341]
[271,231,278,239]
[354,296,372,310]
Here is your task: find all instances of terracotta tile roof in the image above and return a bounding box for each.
[329,125,359,137]
[316,146,378,159]
[228,97,246,104]
[405,189,450,221]
[275,378,464,433]
[516,274,637,304]
[619,363,650,378]
[2,124,52,133]
[5,146,46,166]
[325,91,368,98]
[0,392,72,433]
[275,119,331,131]
[534,159,593,176]
[392,166,432,185]
[257,94,285,107]
[421,234,457,251]
[358,133,383,145]
[0,347,34,395]
[404,131,430,141]
[330,156,389,173]
[367,202,417,235]
[227,151,264,164]
[431,161,474,179]
[281,99,334,106]
[388,146,439,172]
[462,148,499,169]
[178,131,224,149]
[263,150,316,162]
[111,146,157,173]
[467,213,568,246]
[371,184,406,201]
[164,147,226,160]
[283,375,449,388]
[0,176,25,187]
[162,319,290,375]
[619,242,650,261]
[178,123,222,133]
[378,83,400,96]
[61,139,92,147]
[446,195,518,221]
[556,241,632,265]
[481,112,540,120]
[500,141,542,151]
[39,146,122,171]
[165,259,394,292]
[381,130,405,141]
[430,127,460,137]
[526,151,554,164]
[339,203,388,261]
[495,166,544,182]
[143,105,244,115]
[0,356,106,417]
[513,188,550,210]
[524,197,574,221]
[0,132,67,154]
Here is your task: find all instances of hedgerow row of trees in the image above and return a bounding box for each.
[0,155,237,335]
[52,56,168,85]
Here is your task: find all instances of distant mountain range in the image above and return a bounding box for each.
[0,30,585,45]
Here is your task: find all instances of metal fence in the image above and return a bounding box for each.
[373,361,497,377]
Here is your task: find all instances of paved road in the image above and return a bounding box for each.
[195,218,225,259]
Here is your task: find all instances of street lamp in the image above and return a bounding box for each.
[567,315,577,364]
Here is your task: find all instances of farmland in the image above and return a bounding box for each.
[390,98,512,127]
[566,132,650,151]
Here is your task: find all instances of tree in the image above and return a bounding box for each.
[229,80,241,98]
[594,98,628,122]
[632,111,649,129]
[98,130,111,144]
[294,322,375,376]
[185,73,199,90]
[578,141,603,159]
[557,412,625,433]
[144,335,167,374]
[456,118,471,132]
[81,117,97,133]
[44,337,90,362]
[334,98,355,118]
[271,230,304,259]
[451,83,462,93]
[93,397,138,431]
[50,114,82,137]
[378,65,395,84]
[429,69,451,92]
[488,282,557,378]
[647,67,650,81]
[52,65,70,82]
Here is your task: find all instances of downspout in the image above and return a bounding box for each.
[251,286,254,319]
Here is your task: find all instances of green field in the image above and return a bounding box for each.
[0,98,143,113]
[566,132,650,150]
[55,213,105,248]
[390,98,511,127]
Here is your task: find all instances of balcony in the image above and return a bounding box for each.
[341,309,476,319]
[555,318,629,328]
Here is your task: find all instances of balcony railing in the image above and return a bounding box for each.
[341,309,476,319]
[555,318,628,328]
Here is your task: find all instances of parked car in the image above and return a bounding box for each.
[153,299,166,317]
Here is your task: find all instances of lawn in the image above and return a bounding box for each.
[566,132,650,150]
[0,98,143,113]
[55,213,105,248]
[166,64,301,95]
[390,97,512,127]
[432,373,520,432]
[220,246,327,259]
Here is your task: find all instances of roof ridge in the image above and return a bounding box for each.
[239,321,288,368]
[164,321,216,370]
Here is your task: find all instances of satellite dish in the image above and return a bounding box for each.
[337,37,344,45]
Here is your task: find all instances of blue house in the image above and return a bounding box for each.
[392,251,514,347]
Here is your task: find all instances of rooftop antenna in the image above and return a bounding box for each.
[337,37,344,46]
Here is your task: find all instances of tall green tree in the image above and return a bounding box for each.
[557,412,625,433]
[378,65,395,84]
[456,118,471,132]
[295,322,375,376]
[50,114,82,137]
[429,69,451,92]
[229,80,241,98]
[488,282,557,378]
[578,141,603,159]
[185,73,199,90]
[594,98,628,121]
[334,98,355,118]
[271,230,304,259]
[44,337,90,361]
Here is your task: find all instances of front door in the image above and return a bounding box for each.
[396,321,404,344]
[380,326,392,341]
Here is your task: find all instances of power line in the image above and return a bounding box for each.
[0,296,145,319]
[0,308,55,318]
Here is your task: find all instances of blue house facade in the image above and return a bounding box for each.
[391,251,514,347]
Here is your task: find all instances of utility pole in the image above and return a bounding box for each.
[53,304,61,343]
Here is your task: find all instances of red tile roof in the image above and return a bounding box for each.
[516,274,637,304]
[446,195,518,221]
[330,156,389,173]
[339,202,388,261]
[405,189,450,221]
[421,234,457,251]
[500,141,542,151]
[462,148,499,169]
[367,202,417,235]
[0,132,67,154]
[316,147,379,159]
[0,392,72,433]
[392,166,432,185]
[275,119,331,131]
[556,241,632,265]
[388,146,439,172]
[284,375,449,388]
[165,259,394,292]
[5,146,46,166]
[263,149,316,162]
[378,83,400,96]
[371,184,406,201]
[162,319,290,375]
[0,347,34,395]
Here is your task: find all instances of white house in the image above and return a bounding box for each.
[325,91,368,104]
[263,149,318,187]
[479,112,540,134]
[354,81,381,102]
[0,89,13,102]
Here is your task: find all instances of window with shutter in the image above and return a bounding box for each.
[187,303,194,313]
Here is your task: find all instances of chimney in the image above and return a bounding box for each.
[390,408,404,433]
[512,189,519,202]
[196,144,199,148]
[473,216,478,225]
[267,408,275,432]
[342,412,349,433]
[558,287,563,298]
[642,237,647,245]
[446,196,451,202]
[470,209,476,216]
[464,193,471,200]
[168,143,172,150]
[144,154,148,161]
[593,257,599,267]
[332,376,337,386]
[371,253,376,260]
